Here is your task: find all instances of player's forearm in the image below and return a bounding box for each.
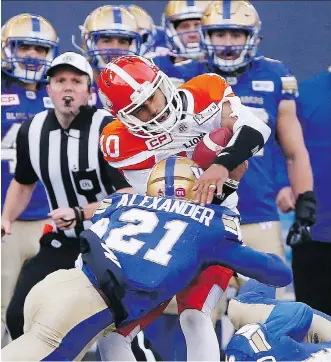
[236,252,292,288]
[2,179,35,222]
[286,149,313,198]
[216,243,292,287]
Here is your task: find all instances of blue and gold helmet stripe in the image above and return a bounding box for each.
[113,7,122,24]
[164,156,177,196]
[223,0,231,19]
[31,16,41,32]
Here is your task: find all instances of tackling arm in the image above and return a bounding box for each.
[210,239,292,287]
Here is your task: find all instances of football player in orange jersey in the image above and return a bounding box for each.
[98,55,270,205]
[97,55,271,360]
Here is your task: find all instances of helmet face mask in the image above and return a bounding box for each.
[1,14,58,83]
[86,32,141,69]
[163,1,210,60]
[165,18,203,59]
[139,28,155,55]
[117,71,183,138]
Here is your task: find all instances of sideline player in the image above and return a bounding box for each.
[1,157,292,361]
[149,1,209,85]
[72,5,142,108]
[177,0,315,263]
[1,13,58,342]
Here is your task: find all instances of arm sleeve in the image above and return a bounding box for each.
[14,120,39,185]
[209,239,292,287]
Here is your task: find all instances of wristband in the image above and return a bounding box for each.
[213,125,265,171]
[73,207,81,222]
[78,206,85,221]
[73,206,85,223]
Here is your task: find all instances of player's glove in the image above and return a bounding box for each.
[286,221,312,247]
[286,191,316,247]
[294,191,316,227]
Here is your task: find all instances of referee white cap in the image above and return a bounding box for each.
[46,52,93,83]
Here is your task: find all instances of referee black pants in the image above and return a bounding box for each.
[6,235,161,361]
[292,241,331,316]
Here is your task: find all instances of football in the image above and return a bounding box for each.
[192,127,233,170]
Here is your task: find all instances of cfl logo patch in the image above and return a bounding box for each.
[175,187,186,197]
[79,179,93,190]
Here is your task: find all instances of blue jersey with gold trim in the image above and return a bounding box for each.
[1,77,52,220]
[81,193,292,326]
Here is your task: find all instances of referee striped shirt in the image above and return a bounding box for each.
[14,107,130,239]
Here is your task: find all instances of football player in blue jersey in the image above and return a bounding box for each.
[278,67,331,316]
[1,157,292,361]
[1,13,58,343]
[225,279,331,361]
[149,1,209,86]
[73,5,158,109]
[177,0,315,286]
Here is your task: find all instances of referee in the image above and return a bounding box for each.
[1,52,132,339]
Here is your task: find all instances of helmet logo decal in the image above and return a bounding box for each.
[175,187,186,198]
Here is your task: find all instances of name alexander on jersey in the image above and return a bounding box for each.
[109,193,215,227]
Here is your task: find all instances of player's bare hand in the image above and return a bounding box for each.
[48,208,77,230]
[1,220,12,237]
[229,161,248,182]
[192,164,229,205]
[276,186,295,212]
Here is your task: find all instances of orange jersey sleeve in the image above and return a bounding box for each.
[180,73,235,113]
[100,120,155,170]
